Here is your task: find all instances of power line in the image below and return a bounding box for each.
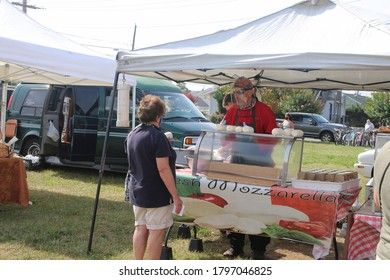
[28,0,238,12]
[12,1,42,13]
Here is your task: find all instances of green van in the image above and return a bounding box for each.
[7,77,215,171]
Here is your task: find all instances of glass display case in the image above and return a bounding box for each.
[187,130,304,187]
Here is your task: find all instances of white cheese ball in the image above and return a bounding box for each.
[216,124,226,131]
[226,125,236,132]
[283,128,294,136]
[243,126,254,133]
[292,129,304,137]
[235,126,243,133]
[272,128,284,136]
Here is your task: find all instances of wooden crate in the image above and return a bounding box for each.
[205,161,281,187]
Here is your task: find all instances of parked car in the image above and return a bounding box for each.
[353,149,375,178]
[7,77,215,171]
[354,133,390,178]
[276,112,347,142]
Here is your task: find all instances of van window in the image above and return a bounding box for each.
[20,89,47,116]
[104,87,141,118]
[74,87,99,117]
[47,87,63,112]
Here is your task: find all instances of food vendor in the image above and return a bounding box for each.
[222,76,278,260]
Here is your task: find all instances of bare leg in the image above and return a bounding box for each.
[145,229,165,260]
[133,225,148,260]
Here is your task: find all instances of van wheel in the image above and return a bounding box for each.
[320,131,334,142]
[21,138,43,169]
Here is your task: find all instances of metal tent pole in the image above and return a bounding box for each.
[87,72,120,253]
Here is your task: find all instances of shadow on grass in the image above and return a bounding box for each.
[0,189,133,260]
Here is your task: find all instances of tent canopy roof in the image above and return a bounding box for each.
[116,0,390,90]
[0,0,116,86]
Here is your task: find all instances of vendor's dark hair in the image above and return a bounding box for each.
[138,94,166,123]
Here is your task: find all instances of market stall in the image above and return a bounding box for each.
[173,129,361,259]
[89,0,389,254]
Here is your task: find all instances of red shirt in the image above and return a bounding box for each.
[223,102,277,134]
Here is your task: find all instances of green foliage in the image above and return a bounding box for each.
[258,88,283,115]
[278,89,323,115]
[210,112,224,124]
[212,85,233,114]
[346,104,369,127]
[258,88,323,117]
[364,91,390,126]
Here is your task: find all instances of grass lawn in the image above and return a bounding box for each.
[0,141,370,260]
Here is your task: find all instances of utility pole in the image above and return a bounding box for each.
[12,0,42,14]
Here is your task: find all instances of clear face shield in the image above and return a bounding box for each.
[233,87,255,109]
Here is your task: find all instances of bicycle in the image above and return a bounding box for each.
[343,129,359,146]
[353,129,364,146]
[334,128,345,145]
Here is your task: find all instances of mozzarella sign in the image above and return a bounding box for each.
[175,170,359,253]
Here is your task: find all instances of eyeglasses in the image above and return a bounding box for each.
[233,88,253,95]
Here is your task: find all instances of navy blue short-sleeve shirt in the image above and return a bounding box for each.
[126,123,176,208]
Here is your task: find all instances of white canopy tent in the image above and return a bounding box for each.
[0,0,125,136]
[0,0,139,252]
[98,0,390,257]
[115,0,390,91]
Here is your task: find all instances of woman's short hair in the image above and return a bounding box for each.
[138,95,166,123]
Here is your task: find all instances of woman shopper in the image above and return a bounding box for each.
[282,113,294,129]
[125,94,183,260]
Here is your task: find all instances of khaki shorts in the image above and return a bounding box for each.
[133,204,174,230]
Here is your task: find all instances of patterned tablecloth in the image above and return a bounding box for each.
[0,157,30,205]
[347,212,382,260]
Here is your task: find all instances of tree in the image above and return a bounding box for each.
[257,88,283,116]
[346,104,369,127]
[364,91,390,126]
[278,89,323,115]
[212,85,233,114]
[210,85,233,123]
[258,88,323,117]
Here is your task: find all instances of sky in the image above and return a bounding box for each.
[14,0,297,91]
[10,0,378,93]
[21,0,297,57]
